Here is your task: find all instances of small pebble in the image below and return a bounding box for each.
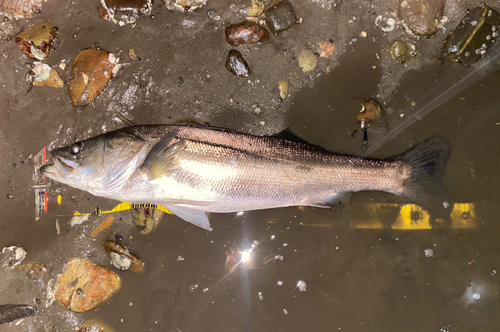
[298,50,317,73]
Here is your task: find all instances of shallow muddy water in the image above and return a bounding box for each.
[1,0,500,331]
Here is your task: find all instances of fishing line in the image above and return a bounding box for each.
[353,46,500,157]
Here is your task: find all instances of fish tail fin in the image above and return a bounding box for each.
[393,136,451,216]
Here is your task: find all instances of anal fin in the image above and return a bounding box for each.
[309,192,352,209]
[164,204,212,231]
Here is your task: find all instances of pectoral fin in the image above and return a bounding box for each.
[141,130,187,180]
[164,204,212,231]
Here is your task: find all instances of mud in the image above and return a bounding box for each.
[1,0,500,331]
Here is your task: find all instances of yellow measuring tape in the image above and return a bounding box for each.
[69,199,475,230]
[351,203,475,229]
[73,202,173,216]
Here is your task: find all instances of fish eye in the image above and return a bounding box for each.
[70,142,83,155]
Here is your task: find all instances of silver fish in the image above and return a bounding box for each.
[41,125,450,230]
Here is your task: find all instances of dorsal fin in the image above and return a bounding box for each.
[273,129,311,145]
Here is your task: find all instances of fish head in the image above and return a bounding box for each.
[41,135,108,190]
[41,130,146,194]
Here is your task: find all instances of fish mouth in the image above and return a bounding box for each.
[55,156,77,171]
[40,155,77,180]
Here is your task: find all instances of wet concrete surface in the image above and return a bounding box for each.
[1,0,500,331]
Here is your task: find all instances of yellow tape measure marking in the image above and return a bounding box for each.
[354,203,475,229]
[71,202,475,230]
[73,202,173,216]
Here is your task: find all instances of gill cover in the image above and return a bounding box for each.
[89,131,148,195]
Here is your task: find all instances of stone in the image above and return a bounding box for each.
[398,0,446,37]
[32,63,64,88]
[226,50,250,77]
[130,206,164,234]
[68,47,118,106]
[388,40,417,63]
[264,0,297,34]
[442,4,500,66]
[102,240,145,273]
[278,80,288,100]
[357,100,382,128]
[298,50,317,73]
[225,21,269,46]
[15,21,58,60]
[55,258,121,312]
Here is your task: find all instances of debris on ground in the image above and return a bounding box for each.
[298,50,317,73]
[442,4,500,66]
[247,0,265,17]
[55,257,121,312]
[1,246,27,268]
[102,240,145,273]
[0,304,37,325]
[357,99,382,129]
[91,215,114,237]
[45,279,56,308]
[69,215,89,227]
[264,0,297,34]
[206,8,220,20]
[164,0,206,12]
[68,47,120,106]
[18,261,46,280]
[0,18,16,42]
[131,207,164,234]
[225,21,269,46]
[15,21,58,60]
[1,0,43,19]
[226,49,250,77]
[100,0,153,27]
[374,15,396,32]
[318,41,335,58]
[128,48,140,60]
[398,0,446,37]
[278,79,288,100]
[78,320,115,332]
[388,40,417,63]
[30,62,64,88]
